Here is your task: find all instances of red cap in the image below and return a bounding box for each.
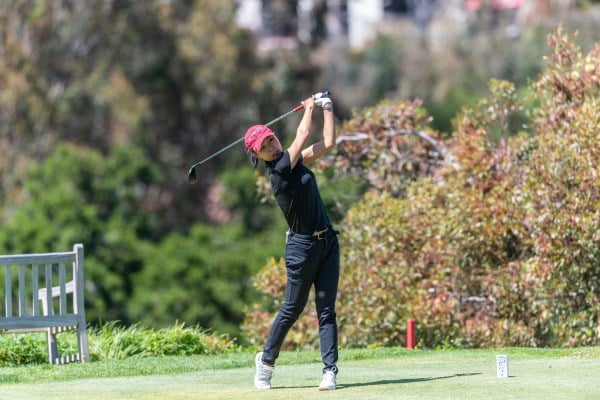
[244,125,274,152]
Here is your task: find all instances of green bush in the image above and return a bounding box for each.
[129,222,285,338]
[0,322,240,366]
[0,334,50,366]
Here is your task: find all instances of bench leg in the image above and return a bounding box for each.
[46,329,58,364]
[77,323,90,363]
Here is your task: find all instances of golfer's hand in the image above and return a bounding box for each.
[302,96,315,110]
[313,91,333,111]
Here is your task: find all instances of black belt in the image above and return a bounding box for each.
[311,227,329,239]
[287,227,339,241]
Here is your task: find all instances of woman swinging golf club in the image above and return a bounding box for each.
[245,92,340,390]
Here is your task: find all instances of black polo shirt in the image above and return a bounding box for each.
[265,151,330,235]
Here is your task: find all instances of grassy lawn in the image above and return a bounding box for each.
[1,347,599,399]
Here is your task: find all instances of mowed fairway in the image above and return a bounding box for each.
[1,348,599,400]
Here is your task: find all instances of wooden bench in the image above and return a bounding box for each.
[0,244,90,364]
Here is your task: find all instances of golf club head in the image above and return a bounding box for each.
[187,165,197,183]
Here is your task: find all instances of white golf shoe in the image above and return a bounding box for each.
[318,370,337,390]
[254,352,274,389]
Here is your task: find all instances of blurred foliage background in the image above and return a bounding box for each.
[0,0,598,347]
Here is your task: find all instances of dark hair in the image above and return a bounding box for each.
[245,146,259,169]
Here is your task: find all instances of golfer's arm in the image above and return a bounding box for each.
[288,103,314,168]
[301,109,335,165]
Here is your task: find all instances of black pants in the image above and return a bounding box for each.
[262,229,340,373]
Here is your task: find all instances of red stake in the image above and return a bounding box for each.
[406,319,416,349]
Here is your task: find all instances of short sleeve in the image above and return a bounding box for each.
[271,151,293,176]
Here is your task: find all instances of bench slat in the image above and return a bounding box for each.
[59,263,67,315]
[45,263,53,316]
[54,353,80,365]
[0,252,75,265]
[0,315,78,330]
[32,265,39,316]
[38,280,75,298]
[5,325,77,334]
[18,265,26,317]
[4,266,12,318]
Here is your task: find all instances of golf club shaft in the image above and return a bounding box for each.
[263,104,304,127]
[189,104,304,168]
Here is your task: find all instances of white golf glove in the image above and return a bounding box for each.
[313,91,333,111]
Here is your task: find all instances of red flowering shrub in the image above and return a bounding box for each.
[242,28,599,349]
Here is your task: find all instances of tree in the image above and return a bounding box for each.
[128,167,289,337]
[0,0,310,232]
[0,143,164,324]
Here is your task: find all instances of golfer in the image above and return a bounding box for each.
[245,93,339,390]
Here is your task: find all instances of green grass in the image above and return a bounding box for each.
[1,347,599,399]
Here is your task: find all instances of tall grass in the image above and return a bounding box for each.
[0,322,240,366]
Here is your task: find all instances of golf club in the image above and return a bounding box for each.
[187,104,304,183]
